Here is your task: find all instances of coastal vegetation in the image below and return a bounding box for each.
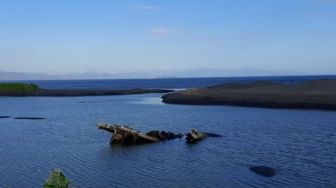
[0,83,39,93]
[44,169,70,188]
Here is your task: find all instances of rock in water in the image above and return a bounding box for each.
[44,169,70,188]
[249,166,276,177]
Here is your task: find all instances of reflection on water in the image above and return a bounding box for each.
[131,94,165,105]
[0,94,335,187]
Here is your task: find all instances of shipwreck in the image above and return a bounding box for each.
[97,123,183,145]
[97,123,222,145]
[185,129,208,144]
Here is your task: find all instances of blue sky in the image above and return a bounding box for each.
[0,0,335,77]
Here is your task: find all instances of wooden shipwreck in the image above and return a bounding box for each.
[97,123,183,145]
[185,129,208,144]
[186,129,223,144]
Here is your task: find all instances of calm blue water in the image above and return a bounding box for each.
[0,77,336,187]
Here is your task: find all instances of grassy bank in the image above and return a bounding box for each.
[0,83,39,93]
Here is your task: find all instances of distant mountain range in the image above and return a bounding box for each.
[0,71,54,81]
[0,71,177,80]
[0,69,319,81]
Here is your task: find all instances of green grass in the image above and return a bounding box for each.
[44,169,70,188]
[0,83,39,93]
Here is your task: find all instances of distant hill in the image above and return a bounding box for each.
[0,71,55,81]
[0,69,318,81]
[0,71,155,80]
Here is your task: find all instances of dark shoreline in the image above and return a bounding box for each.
[161,79,336,110]
[0,88,174,97]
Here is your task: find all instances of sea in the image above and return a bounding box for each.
[0,75,335,188]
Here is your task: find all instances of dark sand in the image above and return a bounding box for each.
[0,88,173,97]
[161,79,336,110]
[14,117,46,120]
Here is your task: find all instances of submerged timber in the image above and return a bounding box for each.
[97,123,183,145]
[162,79,336,110]
[0,83,173,97]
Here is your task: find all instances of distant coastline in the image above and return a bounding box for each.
[161,79,336,110]
[2,78,336,110]
[0,83,173,97]
[2,75,336,91]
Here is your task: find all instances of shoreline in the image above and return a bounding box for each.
[0,88,174,97]
[161,79,336,110]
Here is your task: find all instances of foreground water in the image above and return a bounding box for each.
[0,77,336,187]
[0,94,335,187]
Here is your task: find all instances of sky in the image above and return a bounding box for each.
[0,0,336,78]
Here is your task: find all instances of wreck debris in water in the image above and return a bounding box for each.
[186,129,223,144]
[185,129,208,144]
[97,123,183,145]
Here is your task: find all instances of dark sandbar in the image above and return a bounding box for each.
[162,79,336,110]
[14,117,46,120]
[0,83,174,97]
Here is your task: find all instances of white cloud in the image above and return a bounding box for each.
[147,27,181,37]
